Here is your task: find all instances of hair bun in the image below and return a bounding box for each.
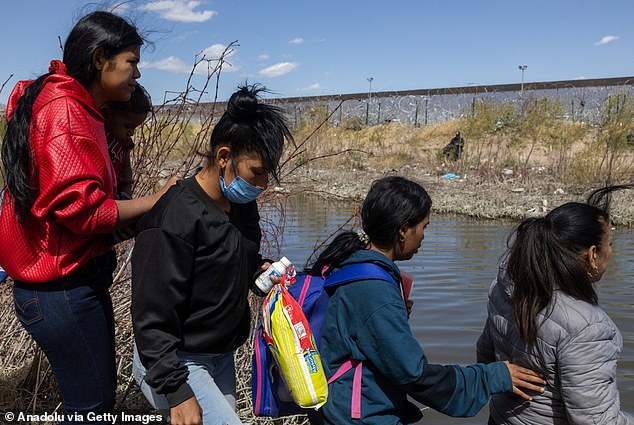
[226,84,265,121]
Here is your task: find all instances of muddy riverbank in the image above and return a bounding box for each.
[278,165,634,226]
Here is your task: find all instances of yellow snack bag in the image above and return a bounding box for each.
[262,283,328,409]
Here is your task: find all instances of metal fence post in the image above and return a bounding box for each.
[414,101,419,127]
[424,98,428,126]
[365,102,369,126]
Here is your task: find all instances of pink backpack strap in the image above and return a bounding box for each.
[328,359,363,419]
[298,275,312,306]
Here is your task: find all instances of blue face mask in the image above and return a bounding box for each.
[219,158,263,204]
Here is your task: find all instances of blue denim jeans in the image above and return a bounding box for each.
[132,345,245,425]
[13,255,116,425]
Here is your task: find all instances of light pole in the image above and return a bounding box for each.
[365,77,374,126]
[518,64,527,93]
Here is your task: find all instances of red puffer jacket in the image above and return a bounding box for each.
[0,61,119,283]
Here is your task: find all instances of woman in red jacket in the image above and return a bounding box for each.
[0,11,174,423]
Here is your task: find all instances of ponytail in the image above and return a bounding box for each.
[307,231,368,277]
[2,72,53,222]
[508,203,605,347]
[507,218,559,347]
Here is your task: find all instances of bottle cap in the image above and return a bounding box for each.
[279,256,292,269]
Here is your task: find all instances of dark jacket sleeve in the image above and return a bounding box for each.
[404,361,511,417]
[132,227,195,407]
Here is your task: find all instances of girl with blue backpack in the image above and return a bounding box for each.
[307,176,545,425]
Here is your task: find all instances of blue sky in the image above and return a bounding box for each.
[1,0,632,105]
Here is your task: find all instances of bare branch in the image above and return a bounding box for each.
[109,1,135,13]
[0,74,14,97]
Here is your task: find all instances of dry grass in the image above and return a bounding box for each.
[283,96,634,192]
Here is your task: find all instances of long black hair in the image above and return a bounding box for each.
[205,84,293,182]
[308,176,432,276]
[508,184,632,347]
[1,11,143,221]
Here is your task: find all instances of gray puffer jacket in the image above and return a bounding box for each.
[477,262,633,425]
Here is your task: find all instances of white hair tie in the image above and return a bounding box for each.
[355,229,370,245]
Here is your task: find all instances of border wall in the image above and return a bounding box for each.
[162,76,634,127]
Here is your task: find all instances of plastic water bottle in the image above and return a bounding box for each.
[253,257,292,296]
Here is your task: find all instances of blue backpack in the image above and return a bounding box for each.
[252,263,399,418]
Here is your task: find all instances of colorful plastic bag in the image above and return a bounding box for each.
[261,277,328,409]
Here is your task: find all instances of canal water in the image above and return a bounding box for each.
[260,194,634,424]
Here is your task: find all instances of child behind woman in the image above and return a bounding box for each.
[102,83,152,199]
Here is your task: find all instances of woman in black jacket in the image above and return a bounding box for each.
[131,85,292,425]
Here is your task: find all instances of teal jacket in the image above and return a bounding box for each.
[320,249,512,425]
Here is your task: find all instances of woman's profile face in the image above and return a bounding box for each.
[396,214,430,261]
[97,45,141,103]
[593,223,614,281]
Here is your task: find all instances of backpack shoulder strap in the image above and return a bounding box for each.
[327,359,363,419]
[324,262,398,290]
[297,274,312,306]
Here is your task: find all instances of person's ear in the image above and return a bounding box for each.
[215,146,231,168]
[586,245,598,269]
[92,47,107,71]
[399,224,409,242]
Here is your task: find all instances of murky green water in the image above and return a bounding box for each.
[260,194,634,424]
